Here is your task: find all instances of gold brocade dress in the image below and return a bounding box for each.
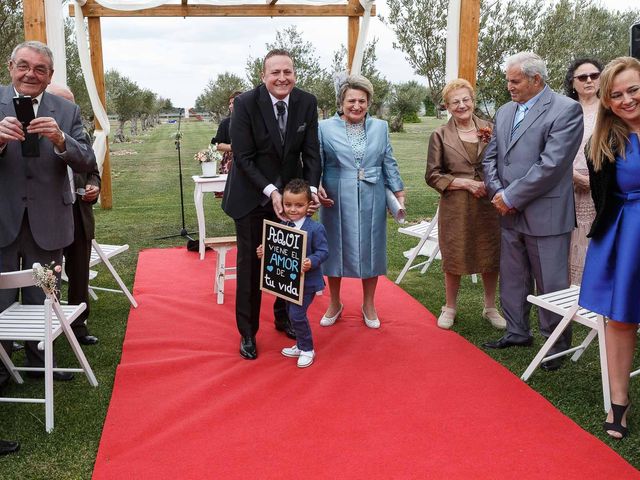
[437,140,501,275]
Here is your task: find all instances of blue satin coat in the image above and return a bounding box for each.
[319,115,404,278]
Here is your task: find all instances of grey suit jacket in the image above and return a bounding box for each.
[482,87,583,236]
[0,85,97,250]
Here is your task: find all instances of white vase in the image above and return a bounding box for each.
[201,161,217,177]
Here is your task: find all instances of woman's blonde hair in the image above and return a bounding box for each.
[589,56,640,171]
[441,78,475,106]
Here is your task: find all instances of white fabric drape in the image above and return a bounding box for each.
[73,0,110,173]
[349,0,374,75]
[445,0,461,82]
[44,0,67,86]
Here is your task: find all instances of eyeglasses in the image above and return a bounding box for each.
[573,72,601,83]
[13,62,50,76]
[448,97,473,107]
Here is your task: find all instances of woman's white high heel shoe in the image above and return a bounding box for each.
[362,306,380,329]
[320,304,343,327]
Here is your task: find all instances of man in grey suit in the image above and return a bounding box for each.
[0,41,97,386]
[482,52,583,371]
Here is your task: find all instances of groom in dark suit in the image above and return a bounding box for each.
[0,41,97,385]
[222,49,321,360]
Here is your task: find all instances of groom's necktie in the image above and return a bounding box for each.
[276,101,287,144]
[511,104,529,138]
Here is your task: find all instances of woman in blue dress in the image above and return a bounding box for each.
[579,57,640,439]
[317,75,405,328]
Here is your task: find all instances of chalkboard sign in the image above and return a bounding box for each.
[260,220,307,305]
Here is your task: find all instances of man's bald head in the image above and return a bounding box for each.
[47,83,75,103]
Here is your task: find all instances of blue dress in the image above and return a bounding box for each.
[319,115,404,278]
[579,134,640,323]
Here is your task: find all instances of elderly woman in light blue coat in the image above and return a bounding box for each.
[317,74,405,329]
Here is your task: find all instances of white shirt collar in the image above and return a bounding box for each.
[292,217,305,229]
[268,92,290,108]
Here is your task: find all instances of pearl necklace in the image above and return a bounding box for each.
[456,125,476,133]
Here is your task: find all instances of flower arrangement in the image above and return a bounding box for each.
[194,144,223,163]
[32,261,62,296]
[477,126,493,144]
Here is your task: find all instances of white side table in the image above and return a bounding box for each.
[192,174,228,260]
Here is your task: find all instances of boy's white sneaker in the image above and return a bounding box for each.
[297,350,315,368]
[281,345,302,357]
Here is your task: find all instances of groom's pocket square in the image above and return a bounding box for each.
[297,123,307,133]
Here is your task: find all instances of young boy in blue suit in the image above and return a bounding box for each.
[257,179,329,368]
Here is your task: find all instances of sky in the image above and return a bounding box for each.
[84,0,639,109]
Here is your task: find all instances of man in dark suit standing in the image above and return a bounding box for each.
[48,84,101,346]
[0,41,97,385]
[482,52,583,370]
[222,49,321,360]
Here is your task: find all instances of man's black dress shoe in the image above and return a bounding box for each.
[275,322,296,340]
[77,335,99,345]
[540,356,565,371]
[26,371,75,381]
[482,336,533,349]
[0,439,20,456]
[240,336,257,360]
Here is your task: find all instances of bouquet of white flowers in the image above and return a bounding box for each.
[194,144,223,163]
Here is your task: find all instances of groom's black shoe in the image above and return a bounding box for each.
[240,336,257,360]
[274,321,296,340]
[0,439,20,456]
[482,335,533,349]
[540,356,565,371]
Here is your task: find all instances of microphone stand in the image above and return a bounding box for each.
[158,108,195,240]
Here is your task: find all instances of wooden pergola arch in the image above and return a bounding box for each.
[23,0,480,208]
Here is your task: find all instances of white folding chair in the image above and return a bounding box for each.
[395,208,477,285]
[0,264,99,432]
[88,241,138,308]
[521,285,640,413]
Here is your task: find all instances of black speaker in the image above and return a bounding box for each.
[632,21,640,59]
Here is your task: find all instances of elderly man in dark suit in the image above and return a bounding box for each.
[0,41,97,386]
[482,52,583,371]
[48,83,101,346]
[222,49,321,360]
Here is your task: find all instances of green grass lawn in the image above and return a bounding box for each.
[0,118,638,477]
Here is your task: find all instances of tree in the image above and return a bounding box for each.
[388,81,428,132]
[475,0,542,117]
[195,72,247,121]
[245,25,329,104]
[105,69,141,142]
[0,1,23,86]
[383,0,448,118]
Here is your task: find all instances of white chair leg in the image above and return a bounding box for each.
[521,304,578,381]
[44,299,54,433]
[571,328,598,362]
[53,302,99,387]
[91,240,138,308]
[216,247,228,305]
[419,244,440,274]
[396,234,431,284]
[596,315,611,413]
[0,346,23,384]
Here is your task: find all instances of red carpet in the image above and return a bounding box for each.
[93,247,639,479]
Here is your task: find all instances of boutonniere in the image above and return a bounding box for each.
[477,126,493,144]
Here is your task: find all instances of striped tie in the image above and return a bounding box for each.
[511,104,528,138]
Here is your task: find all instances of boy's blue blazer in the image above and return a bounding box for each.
[299,217,329,294]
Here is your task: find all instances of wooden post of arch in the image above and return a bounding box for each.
[88,17,113,209]
[23,0,48,42]
[458,0,481,88]
[347,0,360,72]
